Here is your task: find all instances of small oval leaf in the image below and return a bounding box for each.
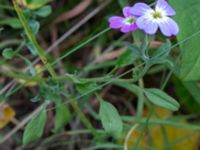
[2,48,14,60]
[75,81,98,94]
[23,108,47,145]
[53,103,71,132]
[116,49,137,67]
[144,88,180,111]
[99,100,123,137]
[35,5,52,17]
[0,18,22,29]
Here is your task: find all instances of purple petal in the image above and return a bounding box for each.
[136,16,158,34]
[120,23,138,33]
[130,3,152,17]
[123,7,132,17]
[120,25,131,33]
[131,23,138,30]
[109,16,124,29]
[158,17,179,36]
[156,0,176,16]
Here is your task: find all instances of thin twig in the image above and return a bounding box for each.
[54,0,92,24]
[124,124,139,150]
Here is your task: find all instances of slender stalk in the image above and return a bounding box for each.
[13,0,56,77]
[136,78,145,117]
[0,39,21,49]
[0,68,41,82]
[67,96,98,136]
[124,124,138,150]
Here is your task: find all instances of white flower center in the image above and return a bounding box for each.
[145,7,167,23]
[124,17,135,25]
[152,11,163,19]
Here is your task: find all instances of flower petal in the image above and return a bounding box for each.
[120,23,137,33]
[109,16,124,29]
[130,23,138,31]
[130,3,152,16]
[120,25,131,33]
[123,7,132,17]
[158,17,179,36]
[136,16,158,34]
[156,0,176,16]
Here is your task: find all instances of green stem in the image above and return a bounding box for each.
[67,96,98,136]
[13,1,56,77]
[0,39,22,49]
[0,67,41,82]
[136,78,145,117]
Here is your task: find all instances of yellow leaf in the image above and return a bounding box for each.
[0,104,16,129]
[124,106,200,149]
[149,124,200,150]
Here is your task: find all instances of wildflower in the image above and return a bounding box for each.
[131,0,179,37]
[108,7,138,33]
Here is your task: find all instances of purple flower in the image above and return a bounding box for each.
[109,7,138,33]
[131,0,179,37]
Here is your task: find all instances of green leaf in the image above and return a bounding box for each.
[99,100,123,137]
[21,33,37,55]
[23,108,47,145]
[34,5,52,17]
[113,81,140,96]
[17,53,36,75]
[173,77,200,113]
[54,103,71,132]
[153,40,172,58]
[169,0,200,81]
[114,42,140,56]
[2,48,14,59]
[0,18,22,29]
[75,81,98,94]
[183,81,200,104]
[26,41,38,55]
[39,81,64,103]
[116,49,137,67]
[25,0,50,9]
[144,88,180,111]
[132,30,146,47]
[149,40,172,66]
[29,20,40,34]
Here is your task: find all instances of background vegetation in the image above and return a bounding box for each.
[0,0,199,149]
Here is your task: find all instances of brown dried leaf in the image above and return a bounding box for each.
[0,104,15,129]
